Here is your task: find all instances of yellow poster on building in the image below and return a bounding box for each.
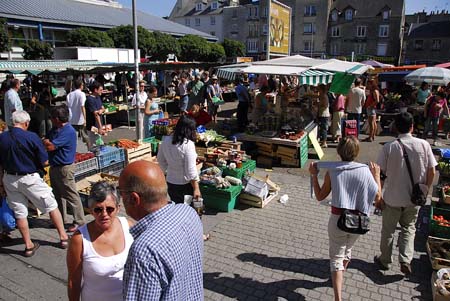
[269,0,291,56]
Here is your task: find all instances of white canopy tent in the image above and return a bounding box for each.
[216,55,371,85]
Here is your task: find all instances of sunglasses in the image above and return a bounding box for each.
[93,206,116,215]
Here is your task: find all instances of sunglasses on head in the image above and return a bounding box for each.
[93,206,116,214]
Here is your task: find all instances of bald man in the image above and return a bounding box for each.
[119,161,203,301]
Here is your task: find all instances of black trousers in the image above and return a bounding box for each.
[167,182,194,204]
[237,101,249,132]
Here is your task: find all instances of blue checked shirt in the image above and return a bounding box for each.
[123,202,204,301]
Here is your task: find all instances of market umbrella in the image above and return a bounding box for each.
[404,67,450,85]
[360,60,394,68]
[435,62,450,69]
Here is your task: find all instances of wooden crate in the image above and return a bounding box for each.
[219,140,242,151]
[427,236,450,270]
[256,142,276,157]
[240,191,279,208]
[277,145,298,158]
[124,143,152,164]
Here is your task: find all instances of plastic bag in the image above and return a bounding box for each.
[0,198,16,231]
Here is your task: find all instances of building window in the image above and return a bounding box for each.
[331,11,338,21]
[232,10,237,18]
[355,43,366,54]
[185,19,190,26]
[331,26,340,37]
[345,9,353,21]
[196,3,203,11]
[210,16,215,25]
[432,39,441,50]
[211,2,218,10]
[382,10,390,20]
[414,40,424,50]
[247,40,258,52]
[262,24,268,35]
[263,41,267,51]
[377,43,388,56]
[263,7,268,17]
[195,18,200,26]
[304,5,316,16]
[248,7,252,17]
[356,26,366,37]
[210,31,215,36]
[330,43,339,55]
[378,25,389,37]
[304,40,313,51]
[254,7,258,17]
[303,23,315,34]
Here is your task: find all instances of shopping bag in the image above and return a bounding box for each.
[212,96,224,105]
[0,198,16,231]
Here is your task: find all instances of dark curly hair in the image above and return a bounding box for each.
[172,115,197,145]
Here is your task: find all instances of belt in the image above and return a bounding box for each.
[4,170,35,176]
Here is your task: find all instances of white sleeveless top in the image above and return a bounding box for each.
[79,216,133,301]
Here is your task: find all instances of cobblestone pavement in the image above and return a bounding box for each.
[0,120,435,300]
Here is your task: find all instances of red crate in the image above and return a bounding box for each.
[344,120,357,128]
[344,127,358,137]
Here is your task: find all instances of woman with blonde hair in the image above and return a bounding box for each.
[309,136,382,301]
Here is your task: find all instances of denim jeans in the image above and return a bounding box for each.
[422,117,439,140]
[319,117,329,143]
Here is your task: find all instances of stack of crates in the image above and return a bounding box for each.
[221,159,257,179]
[343,120,358,138]
[96,146,125,174]
[200,184,243,212]
[74,157,99,182]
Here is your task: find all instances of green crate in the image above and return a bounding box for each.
[142,137,160,154]
[222,167,245,179]
[243,159,256,173]
[430,206,450,239]
[200,184,242,212]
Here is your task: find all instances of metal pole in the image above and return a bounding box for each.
[132,0,140,141]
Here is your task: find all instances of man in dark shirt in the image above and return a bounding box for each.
[235,78,251,132]
[0,111,69,257]
[43,105,85,233]
[85,81,105,150]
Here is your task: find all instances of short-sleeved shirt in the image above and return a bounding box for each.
[46,124,77,166]
[346,87,366,114]
[4,88,23,126]
[0,127,48,174]
[123,202,203,301]
[377,133,437,207]
[85,95,103,129]
[427,96,446,119]
[207,84,221,98]
[67,89,86,125]
[235,84,250,103]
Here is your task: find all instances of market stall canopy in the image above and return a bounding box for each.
[404,67,450,85]
[0,60,106,74]
[435,62,450,69]
[360,60,394,68]
[215,63,251,81]
[298,70,334,85]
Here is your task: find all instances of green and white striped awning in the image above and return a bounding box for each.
[0,60,107,74]
[299,70,334,86]
[215,63,251,81]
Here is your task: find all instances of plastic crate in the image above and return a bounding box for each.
[96,146,125,169]
[99,161,125,175]
[221,167,245,179]
[430,206,450,239]
[75,157,98,176]
[75,169,98,182]
[142,137,160,155]
[243,159,256,173]
[200,184,242,212]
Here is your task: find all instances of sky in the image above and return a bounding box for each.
[118,0,449,18]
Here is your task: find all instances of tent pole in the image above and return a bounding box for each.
[132,0,140,141]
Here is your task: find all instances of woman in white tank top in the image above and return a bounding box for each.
[67,181,134,301]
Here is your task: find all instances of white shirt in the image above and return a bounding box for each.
[132,91,147,108]
[377,133,437,207]
[4,88,23,126]
[157,136,199,185]
[67,89,86,125]
[79,217,133,301]
[347,87,366,114]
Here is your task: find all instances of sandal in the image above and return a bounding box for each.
[60,239,69,249]
[203,234,210,241]
[24,242,40,257]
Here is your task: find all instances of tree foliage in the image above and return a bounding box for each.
[150,31,180,61]
[0,18,9,52]
[22,40,53,60]
[178,34,210,61]
[107,25,155,57]
[222,38,246,58]
[66,27,114,48]
[207,43,226,62]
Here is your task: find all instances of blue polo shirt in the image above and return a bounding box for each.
[86,95,103,129]
[47,123,77,166]
[0,127,48,174]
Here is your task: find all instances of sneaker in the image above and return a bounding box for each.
[374,255,389,271]
[400,262,412,275]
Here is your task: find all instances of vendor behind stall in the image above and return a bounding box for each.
[132,80,148,139]
[188,104,212,127]
[252,85,270,123]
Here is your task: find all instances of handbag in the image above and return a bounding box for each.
[337,210,370,234]
[0,197,16,231]
[397,139,427,206]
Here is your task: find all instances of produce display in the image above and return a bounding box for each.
[152,118,178,136]
[199,167,241,189]
[434,215,450,228]
[115,139,140,149]
[75,152,95,163]
[197,130,226,145]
